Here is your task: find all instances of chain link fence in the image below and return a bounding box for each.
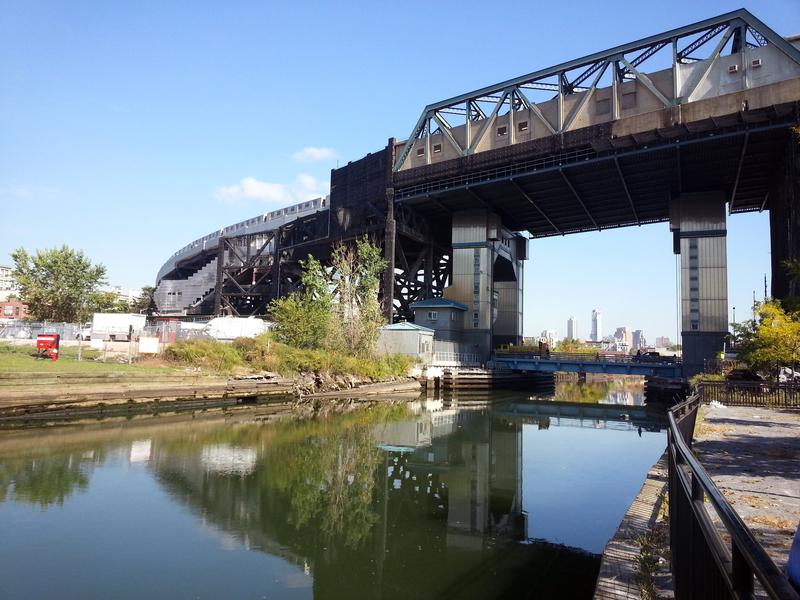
[0,321,81,340]
[0,320,213,342]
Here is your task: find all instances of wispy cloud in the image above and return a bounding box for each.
[291,146,338,162]
[215,174,329,205]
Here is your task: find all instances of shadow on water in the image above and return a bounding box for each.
[0,382,667,599]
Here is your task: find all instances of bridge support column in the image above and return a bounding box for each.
[670,192,728,378]
[445,210,525,359]
[769,136,800,300]
[383,188,396,322]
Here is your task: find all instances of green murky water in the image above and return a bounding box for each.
[0,385,665,599]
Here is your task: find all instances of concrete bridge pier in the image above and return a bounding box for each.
[769,136,800,301]
[444,210,526,359]
[669,192,729,378]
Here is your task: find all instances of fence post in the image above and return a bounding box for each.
[732,543,755,597]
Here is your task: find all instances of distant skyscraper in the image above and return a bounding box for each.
[591,309,602,342]
[614,326,632,348]
[655,336,672,348]
[567,317,577,340]
[632,330,646,350]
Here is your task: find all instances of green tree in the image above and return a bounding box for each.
[87,290,130,314]
[270,237,387,355]
[734,300,800,376]
[11,246,107,322]
[130,285,156,314]
[270,255,332,349]
[329,237,387,356]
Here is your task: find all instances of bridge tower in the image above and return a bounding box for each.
[670,193,728,377]
[445,210,526,357]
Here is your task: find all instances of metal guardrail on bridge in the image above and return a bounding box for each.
[493,351,683,378]
[667,393,800,599]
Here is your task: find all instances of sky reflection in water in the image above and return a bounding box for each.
[0,383,665,599]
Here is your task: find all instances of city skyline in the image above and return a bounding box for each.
[543,308,677,349]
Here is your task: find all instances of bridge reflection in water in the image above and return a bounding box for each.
[151,395,665,599]
[0,390,667,600]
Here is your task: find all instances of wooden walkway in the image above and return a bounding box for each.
[593,454,673,599]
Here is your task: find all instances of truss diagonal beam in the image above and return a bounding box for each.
[432,112,465,156]
[563,62,608,131]
[614,158,639,226]
[570,60,606,90]
[678,25,727,60]
[510,179,561,234]
[680,27,734,102]
[728,132,749,213]
[630,41,669,67]
[467,89,510,154]
[619,58,671,107]
[516,87,557,135]
[559,169,599,230]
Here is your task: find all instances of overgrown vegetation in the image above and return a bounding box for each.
[553,338,599,354]
[164,339,245,372]
[688,372,724,387]
[636,491,671,600]
[733,300,800,377]
[269,236,387,357]
[165,334,414,379]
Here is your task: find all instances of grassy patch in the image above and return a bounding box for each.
[166,335,415,379]
[0,343,177,374]
[689,372,725,387]
[1,335,416,380]
[636,491,671,600]
[165,339,244,373]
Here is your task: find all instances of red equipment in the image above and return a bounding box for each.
[36,334,60,361]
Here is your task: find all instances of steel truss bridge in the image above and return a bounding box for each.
[155,8,800,346]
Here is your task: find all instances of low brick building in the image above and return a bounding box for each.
[0,300,28,320]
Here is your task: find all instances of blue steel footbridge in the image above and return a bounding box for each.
[492,352,684,378]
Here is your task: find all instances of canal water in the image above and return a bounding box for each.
[0,382,665,599]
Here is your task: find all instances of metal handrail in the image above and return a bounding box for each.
[668,394,800,599]
[494,350,680,366]
[696,380,800,409]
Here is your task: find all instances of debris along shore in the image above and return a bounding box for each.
[0,370,422,421]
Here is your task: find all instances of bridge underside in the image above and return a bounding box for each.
[395,104,796,237]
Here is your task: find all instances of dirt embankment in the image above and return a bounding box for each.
[0,369,422,421]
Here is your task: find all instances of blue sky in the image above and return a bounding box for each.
[1,0,797,340]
